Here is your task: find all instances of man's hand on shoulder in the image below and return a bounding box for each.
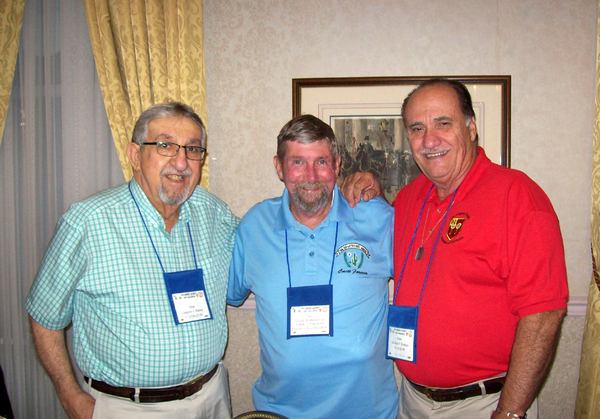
[339,172,382,208]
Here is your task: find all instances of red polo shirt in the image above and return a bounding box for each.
[392,147,568,387]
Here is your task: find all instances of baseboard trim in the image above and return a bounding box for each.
[229,295,256,311]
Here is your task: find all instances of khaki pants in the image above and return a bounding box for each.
[397,373,538,419]
[86,363,232,419]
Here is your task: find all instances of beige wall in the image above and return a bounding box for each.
[205,0,598,417]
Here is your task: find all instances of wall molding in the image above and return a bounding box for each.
[230,295,256,311]
[229,295,589,317]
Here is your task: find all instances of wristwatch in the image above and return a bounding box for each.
[493,406,527,419]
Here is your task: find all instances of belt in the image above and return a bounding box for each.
[85,364,219,403]
[408,376,506,402]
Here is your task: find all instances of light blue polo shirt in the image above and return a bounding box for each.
[228,185,399,419]
[26,179,239,387]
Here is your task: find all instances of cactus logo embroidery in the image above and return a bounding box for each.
[344,251,364,268]
[336,243,370,269]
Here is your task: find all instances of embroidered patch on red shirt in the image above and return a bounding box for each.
[446,216,467,240]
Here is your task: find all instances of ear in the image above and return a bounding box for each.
[334,155,342,177]
[274,155,284,182]
[468,117,478,143]
[127,142,142,173]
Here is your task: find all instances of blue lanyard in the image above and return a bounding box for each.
[129,182,198,273]
[393,185,459,306]
[285,222,339,288]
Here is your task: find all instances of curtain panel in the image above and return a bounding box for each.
[0,0,26,144]
[83,0,209,187]
[575,2,600,417]
[0,0,123,417]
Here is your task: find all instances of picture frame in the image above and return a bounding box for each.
[292,76,511,203]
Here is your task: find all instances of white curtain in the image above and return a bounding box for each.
[0,0,124,417]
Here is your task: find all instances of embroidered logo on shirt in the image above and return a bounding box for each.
[344,251,364,268]
[446,216,467,241]
[336,243,371,270]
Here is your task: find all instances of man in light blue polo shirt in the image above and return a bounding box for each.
[26,102,238,419]
[227,114,399,419]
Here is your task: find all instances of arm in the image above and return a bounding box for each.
[491,308,566,418]
[227,227,252,306]
[29,315,95,419]
[339,172,382,208]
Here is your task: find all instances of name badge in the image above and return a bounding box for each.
[164,268,213,325]
[387,304,419,362]
[287,284,333,339]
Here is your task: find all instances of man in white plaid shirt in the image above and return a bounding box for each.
[26,102,239,419]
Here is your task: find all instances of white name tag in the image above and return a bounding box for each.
[289,305,330,336]
[172,290,211,323]
[388,326,415,361]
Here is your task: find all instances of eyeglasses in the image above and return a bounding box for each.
[142,142,206,161]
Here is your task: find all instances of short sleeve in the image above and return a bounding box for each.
[227,226,251,306]
[503,180,569,317]
[25,216,88,329]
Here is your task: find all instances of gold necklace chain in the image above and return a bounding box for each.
[415,202,452,261]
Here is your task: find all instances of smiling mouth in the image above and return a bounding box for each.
[423,150,448,159]
[165,174,185,181]
[299,185,324,194]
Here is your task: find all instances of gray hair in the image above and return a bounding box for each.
[277,114,339,162]
[131,102,206,147]
[401,78,478,142]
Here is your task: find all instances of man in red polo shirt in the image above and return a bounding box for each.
[342,78,568,419]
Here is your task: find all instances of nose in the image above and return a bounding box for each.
[305,162,318,182]
[171,146,189,170]
[422,127,440,149]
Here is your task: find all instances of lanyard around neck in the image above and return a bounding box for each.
[285,222,339,288]
[129,182,198,273]
[393,184,459,306]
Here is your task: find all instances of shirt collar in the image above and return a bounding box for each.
[129,178,191,228]
[453,146,490,201]
[274,184,353,231]
[423,146,490,205]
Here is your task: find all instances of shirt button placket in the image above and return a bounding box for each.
[306,233,317,274]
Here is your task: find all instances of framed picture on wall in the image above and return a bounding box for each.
[292,76,511,203]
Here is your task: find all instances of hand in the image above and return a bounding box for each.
[63,391,95,419]
[490,410,504,419]
[490,406,526,419]
[28,317,96,419]
[339,172,381,208]
[490,309,565,419]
